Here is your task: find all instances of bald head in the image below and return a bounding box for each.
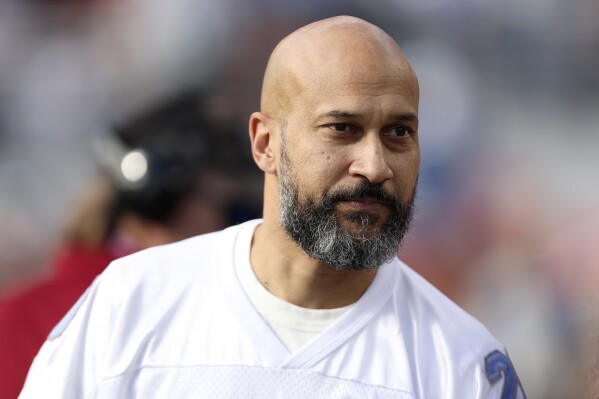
[260,16,418,120]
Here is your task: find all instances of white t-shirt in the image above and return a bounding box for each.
[20,220,526,398]
[234,220,352,353]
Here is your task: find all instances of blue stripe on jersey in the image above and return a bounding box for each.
[48,287,91,340]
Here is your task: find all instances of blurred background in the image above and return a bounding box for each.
[0,0,597,397]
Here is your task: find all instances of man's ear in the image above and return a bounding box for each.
[249,112,276,174]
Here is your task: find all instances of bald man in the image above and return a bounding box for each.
[20,17,526,398]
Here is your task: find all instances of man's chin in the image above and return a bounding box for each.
[337,217,386,240]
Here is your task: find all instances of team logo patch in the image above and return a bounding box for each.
[48,287,91,340]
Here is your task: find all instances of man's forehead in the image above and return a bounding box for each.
[292,69,419,116]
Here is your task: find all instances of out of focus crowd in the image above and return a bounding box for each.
[0,0,598,398]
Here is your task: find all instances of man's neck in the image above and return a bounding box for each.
[250,221,377,309]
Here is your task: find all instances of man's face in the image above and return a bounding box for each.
[276,59,420,270]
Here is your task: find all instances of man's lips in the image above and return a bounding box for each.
[337,198,389,212]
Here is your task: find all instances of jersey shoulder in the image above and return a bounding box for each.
[393,259,502,355]
[390,260,528,397]
[102,223,242,292]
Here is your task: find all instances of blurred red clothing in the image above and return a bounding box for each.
[0,243,122,399]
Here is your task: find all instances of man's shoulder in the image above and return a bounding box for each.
[101,222,248,292]
[391,259,501,353]
[374,261,526,399]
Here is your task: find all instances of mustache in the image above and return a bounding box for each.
[325,181,397,207]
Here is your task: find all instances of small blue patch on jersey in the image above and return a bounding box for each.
[48,287,91,340]
[484,350,527,399]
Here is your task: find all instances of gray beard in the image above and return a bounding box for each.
[278,145,416,271]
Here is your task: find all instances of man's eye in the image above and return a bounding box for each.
[389,127,410,137]
[330,123,351,132]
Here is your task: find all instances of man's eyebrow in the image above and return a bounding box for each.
[319,110,358,119]
[317,110,419,123]
[390,113,419,123]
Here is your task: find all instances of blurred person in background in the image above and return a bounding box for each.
[0,91,259,399]
[540,209,599,399]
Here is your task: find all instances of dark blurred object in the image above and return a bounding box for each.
[93,91,260,240]
[103,93,224,224]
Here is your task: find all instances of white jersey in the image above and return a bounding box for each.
[20,220,526,398]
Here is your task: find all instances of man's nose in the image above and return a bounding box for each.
[348,135,393,184]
